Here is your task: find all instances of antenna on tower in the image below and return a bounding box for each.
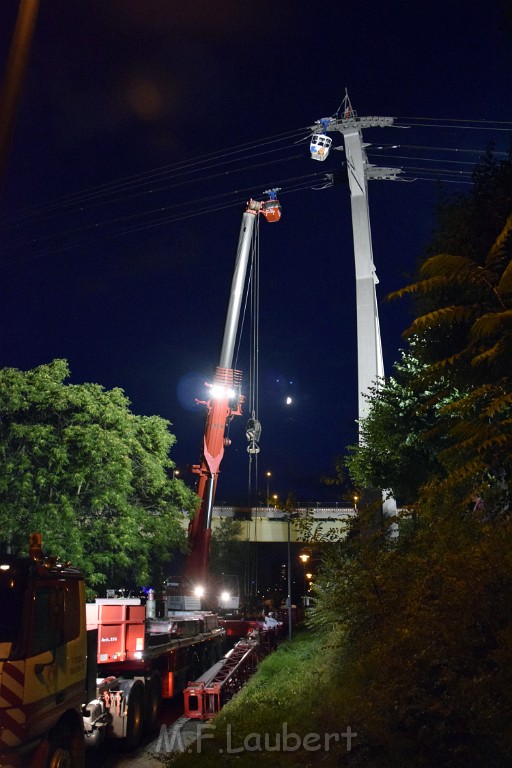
[338,88,355,120]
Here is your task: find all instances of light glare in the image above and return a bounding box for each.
[210,385,235,400]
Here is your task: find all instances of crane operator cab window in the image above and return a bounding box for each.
[29,582,81,657]
[310,133,332,161]
[0,569,24,655]
[0,563,81,660]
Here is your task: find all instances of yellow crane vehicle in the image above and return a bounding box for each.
[0,534,225,767]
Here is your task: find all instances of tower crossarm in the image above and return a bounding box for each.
[366,166,403,181]
[323,116,395,133]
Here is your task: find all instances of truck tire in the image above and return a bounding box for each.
[47,722,85,768]
[144,674,161,735]
[118,679,145,751]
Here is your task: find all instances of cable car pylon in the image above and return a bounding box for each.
[311,91,403,525]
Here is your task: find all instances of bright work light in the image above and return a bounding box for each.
[210,384,236,400]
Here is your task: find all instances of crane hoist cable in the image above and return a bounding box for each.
[246,216,261,504]
[230,213,262,504]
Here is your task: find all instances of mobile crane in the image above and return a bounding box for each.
[0,193,280,767]
[177,191,281,604]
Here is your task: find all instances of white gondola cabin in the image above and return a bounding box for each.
[310,133,332,161]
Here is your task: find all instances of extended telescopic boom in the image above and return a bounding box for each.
[185,193,281,590]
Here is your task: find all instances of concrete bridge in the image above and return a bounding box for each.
[187,505,358,542]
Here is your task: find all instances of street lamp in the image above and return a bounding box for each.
[173,469,180,480]
[299,553,310,606]
[272,494,278,507]
[266,471,272,507]
[286,513,292,641]
[306,572,313,600]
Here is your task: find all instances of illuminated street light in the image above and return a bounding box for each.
[299,553,310,606]
[286,512,292,641]
[266,471,272,507]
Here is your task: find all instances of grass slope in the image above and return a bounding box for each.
[164,629,353,767]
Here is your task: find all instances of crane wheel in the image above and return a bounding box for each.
[118,679,145,750]
[48,746,71,768]
[47,722,84,768]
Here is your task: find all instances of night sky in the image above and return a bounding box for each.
[1,1,511,506]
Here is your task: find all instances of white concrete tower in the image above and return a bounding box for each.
[315,94,401,427]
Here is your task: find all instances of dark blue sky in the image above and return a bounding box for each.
[1,0,511,504]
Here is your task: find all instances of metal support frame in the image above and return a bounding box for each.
[184,638,259,719]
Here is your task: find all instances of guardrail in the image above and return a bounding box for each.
[212,505,356,520]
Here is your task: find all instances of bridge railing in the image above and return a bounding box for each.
[212,505,357,521]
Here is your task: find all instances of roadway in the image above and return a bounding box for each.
[89,699,188,767]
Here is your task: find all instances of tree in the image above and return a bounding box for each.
[346,155,512,511]
[209,516,246,579]
[345,344,456,504]
[308,495,512,767]
[426,150,512,266]
[390,209,512,508]
[0,360,197,590]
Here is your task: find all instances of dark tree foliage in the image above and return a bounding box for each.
[0,360,197,591]
[427,148,512,264]
[209,516,246,581]
[412,150,512,369]
[391,159,512,506]
[345,344,451,504]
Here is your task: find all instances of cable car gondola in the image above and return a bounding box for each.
[310,132,332,161]
[260,188,282,222]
